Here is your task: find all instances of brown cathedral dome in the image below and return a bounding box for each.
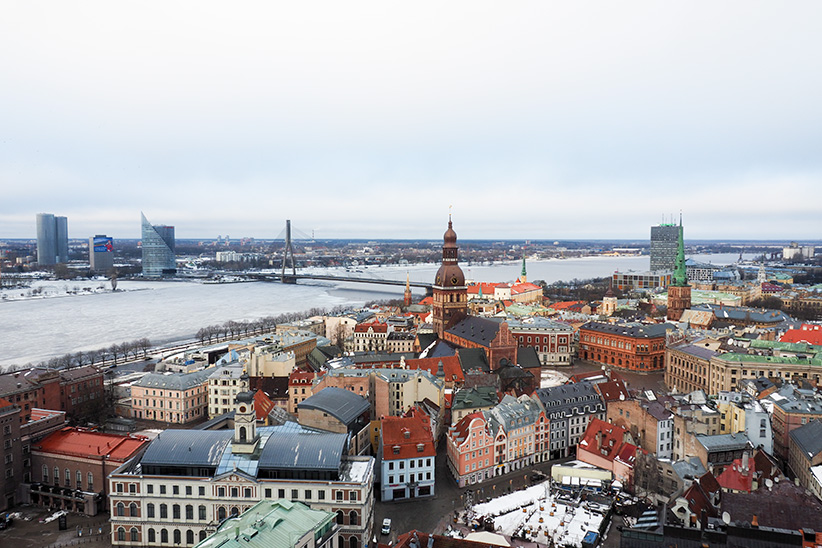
[434,217,465,288]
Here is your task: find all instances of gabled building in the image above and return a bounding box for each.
[352,322,389,353]
[442,316,517,370]
[446,412,494,487]
[379,411,435,501]
[534,382,606,460]
[506,318,574,367]
[483,394,548,473]
[577,419,638,490]
[451,386,498,426]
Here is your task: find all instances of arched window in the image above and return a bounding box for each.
[199,505,206,521]
[160,529,168,543]
[350,536,358,548]
[54,467,59,485]
[173,504,180,520]
[148,528,156,543]
[160,504,168,519]
[117,527,126,541]
[129,502,138,517]
[65,468,70,486]
[199,530,207,541]
[336,511,344,524]
[76,470,82,489]
[186,530,194,545]
[147,503,155,518]
[87,472,94,491]
[185,504,193,520]
[349,510,358,526]
[239,426,247,442]
[42,465,49,482]
[230,507,239,517]
[218,507,226,521]
[117,502,125,516]
[131,528,139,542]
[173,529,181,545]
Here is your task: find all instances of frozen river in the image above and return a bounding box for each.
[0,253,750,369]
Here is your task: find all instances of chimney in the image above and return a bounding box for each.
[741,451,749,474]
[752,515,759,527]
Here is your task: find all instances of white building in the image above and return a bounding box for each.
[109,375,375,548]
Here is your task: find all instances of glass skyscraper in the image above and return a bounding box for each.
[650,223,681,272]
[141,213,176,277]
[36,213,69,265]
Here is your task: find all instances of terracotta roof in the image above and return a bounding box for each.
[448,411,484,447]
[548,300,587,311]
[254,390,277,420]
[510,282,541,294]
[595,380,631,402]
[405,356,464,383]
[578,418,632,463]
[467,282,501,295]
[716,457,753,493]
[354,321,388,333]
[418,296,434,306]
[288,369,317,385]
[0,397,12,410]
[381,413,435,460]
[781,324,822,346]
[34,427,149,462]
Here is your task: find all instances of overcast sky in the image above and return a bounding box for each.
[1,2,821,241]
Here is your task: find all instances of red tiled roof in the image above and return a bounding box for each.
[382,414,435,460]
[35,427,149,462]
[448,411,484,447]
[418,296,434,306]
[781,324,822,346]
[0,397,12,410]
[254,390,276,421]
[467,283,501,295]
[405,356,464,383]
[510,282,541,295]
[595,380,631,402]
[578,418,631,462]
[354,321,388,333]
[716,458,753,493]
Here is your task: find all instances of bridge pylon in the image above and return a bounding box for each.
[281,220,296,282]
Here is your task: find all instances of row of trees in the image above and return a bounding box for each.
[195,306,349,345]
[6,338,153,372]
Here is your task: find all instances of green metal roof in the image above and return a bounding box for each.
[716,353,822,366]
[195,499,336,548]
[749,339,822,354]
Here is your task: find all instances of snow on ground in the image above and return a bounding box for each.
[469,482,610,547]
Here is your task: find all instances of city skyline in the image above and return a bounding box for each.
[2,2,821,240]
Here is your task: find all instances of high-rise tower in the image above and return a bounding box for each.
[650,220,680,272]
[36,213,68,265]
[141,212,176,277]
[667,216,691,321]
[432,216,467,338]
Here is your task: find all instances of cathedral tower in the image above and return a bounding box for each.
[520,255,527,284]
[667,217,691,322]
[432,216,468,338]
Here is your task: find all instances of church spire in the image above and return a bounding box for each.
[671,216,688,287]
[403,272,412,307]
[520,255,527,283]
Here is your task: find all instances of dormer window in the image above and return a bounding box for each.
[393,446,400,454]
[417,443,424,452]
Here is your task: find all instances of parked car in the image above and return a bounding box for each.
[381,518,392,535]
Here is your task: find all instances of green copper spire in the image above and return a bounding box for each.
[671,215,688,287]
[521,256,527,277]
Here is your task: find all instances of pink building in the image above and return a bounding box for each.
[577,418,638,490]
[446,412,494,487]
[130,370,210,424]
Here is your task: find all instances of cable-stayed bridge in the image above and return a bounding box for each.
[264,220,433,293]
